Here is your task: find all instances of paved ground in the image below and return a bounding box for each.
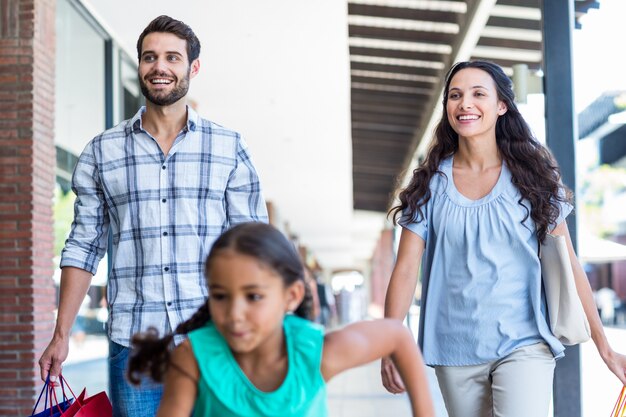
[61,327,626,416]
[61,335,448,416]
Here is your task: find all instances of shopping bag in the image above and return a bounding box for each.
[30,375,74,417]
[610,386,626,417]
[52,376,112,417]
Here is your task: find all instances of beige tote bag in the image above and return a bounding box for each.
[540,233,591,345]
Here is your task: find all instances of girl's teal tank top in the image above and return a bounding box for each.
[188,314,327,417]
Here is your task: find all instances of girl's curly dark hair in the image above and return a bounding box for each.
[389,60,572,242]
[127,222,313,384]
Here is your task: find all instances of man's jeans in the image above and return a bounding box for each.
[109,341,163,417]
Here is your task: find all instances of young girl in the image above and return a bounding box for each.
[128,222,434,417]
[380,60,626,417]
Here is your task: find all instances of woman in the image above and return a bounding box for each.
[380,60,626,417]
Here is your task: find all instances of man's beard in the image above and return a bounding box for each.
[139,68,191,106]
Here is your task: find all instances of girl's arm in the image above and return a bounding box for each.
[156,340,199,417]
[381,229,425,393]
[322,319,435,417]
[552,221,626,384]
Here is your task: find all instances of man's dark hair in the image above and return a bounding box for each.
[136,15,201,63]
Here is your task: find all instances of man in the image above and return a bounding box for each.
[38,15,268,417]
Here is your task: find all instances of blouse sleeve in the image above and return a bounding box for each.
[551,185,574,230]
[399,208,428,241]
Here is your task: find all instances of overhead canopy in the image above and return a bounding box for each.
[349,0,600,212]
[580,234,626,264]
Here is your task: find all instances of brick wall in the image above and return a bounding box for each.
[0,0,57,414]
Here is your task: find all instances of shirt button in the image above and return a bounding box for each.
[163,232,168,236]
[161,198,166,203]
[167,302,172,307]
[164,267,169,272]
[162,165,166,170]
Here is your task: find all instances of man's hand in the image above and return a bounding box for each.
[38,335,70,382]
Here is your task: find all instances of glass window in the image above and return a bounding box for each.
[55,0,106,157]
[120,54,143,120]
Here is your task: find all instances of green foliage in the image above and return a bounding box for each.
[579,164,626,237]
[615,93,626,109]
[53,185,76,256]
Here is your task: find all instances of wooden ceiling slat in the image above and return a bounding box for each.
[348,3,462,25]
[353,180,398,191]
[353,142,411,152]
[353,123,414,135]
[353,143,409,153]
[353,181,400,194]
[349,46,447,64]
[352,129,413,142]
[353,163,402,174]
[496,0,539,7]
[349,25,457,45]
[352,153,405,166]
[470,56,541,70]
[476,37,542,50]
[353,200,389,213]
[352,88,428,101]
[354,191,395,202]
[351,75,435,89]
[352,110,419,126]
[352,168,404,181]
[351,61,443,77]
[352,102,424,116]
[486,16,541,31]
[353,162,401,171]
[353,176,399,187]
[353,186,398,196]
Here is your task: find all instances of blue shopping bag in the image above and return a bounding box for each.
[30,374,74,417]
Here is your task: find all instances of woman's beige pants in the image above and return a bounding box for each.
[434,343,555,417]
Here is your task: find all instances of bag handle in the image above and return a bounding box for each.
[59,374,80,406]
[48,385,64,416]
[48,374,80,414]
[31,373,78,416]
[31,375,53,416]
[611,386,626,417]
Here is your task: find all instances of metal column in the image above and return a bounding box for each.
[541,1,581,416]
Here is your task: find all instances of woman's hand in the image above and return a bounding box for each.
[602,349,626,385]
[381,356,406,394]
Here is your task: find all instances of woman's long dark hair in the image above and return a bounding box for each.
[127,222,313,384]
[389,60,572,242]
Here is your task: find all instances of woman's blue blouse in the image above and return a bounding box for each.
[401,157,572,366]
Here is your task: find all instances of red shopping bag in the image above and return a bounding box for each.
[49,376,112,417]
[611,386,626,417]
[30,375,74,417]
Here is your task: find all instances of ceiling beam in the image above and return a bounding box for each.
[349,46,447,64]
[351,75,435,89]
[349,25,457,45]
[352,89,427,105]
[477,36,542,50]
[352,110,421,126]
[351,102,424,116]
[350,61,443,77]
[486,15,541,30]
[348,3,462,25]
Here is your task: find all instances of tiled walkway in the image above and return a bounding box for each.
[62,327,626,416]
[61,336,448,416]
[327,360,447,417]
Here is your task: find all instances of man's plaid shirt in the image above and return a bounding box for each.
[60,106,268,346]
